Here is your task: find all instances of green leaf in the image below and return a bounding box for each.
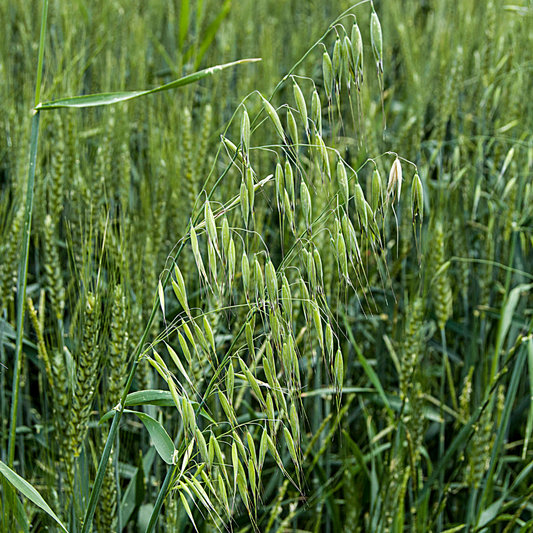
[123,410,175,465]
[36,58,260,109]
[99,390,218,426]
[0,461,69,533]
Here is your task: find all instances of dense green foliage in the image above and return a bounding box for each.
[1,1,533,532]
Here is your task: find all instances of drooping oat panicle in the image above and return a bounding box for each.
[370,6,383,74]
[241,107,250,162]
[287,108,299,151]
[411,171,424,222]
[311,89,322,136]
[293,81,308,137]
[332,38,342,93]
[337,161,349,208]
[351,19,364,86]
[323,50,334,101]
[387,158,402,204]
[261,95,285,141]
[371,166,383,213]
[300,180,312,233]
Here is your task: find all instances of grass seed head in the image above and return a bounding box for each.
[293,81,308,134]
[323,50,334,100]
[370,7,383,73]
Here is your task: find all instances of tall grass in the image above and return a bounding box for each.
[1,1,533,532]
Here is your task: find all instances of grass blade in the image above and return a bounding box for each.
[36,59,261,109]
[0,461,69,533]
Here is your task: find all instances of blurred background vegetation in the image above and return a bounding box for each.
[1,0,533,531]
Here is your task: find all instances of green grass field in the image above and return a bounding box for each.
[1,1,533,531]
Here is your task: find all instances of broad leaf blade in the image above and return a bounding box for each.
[124,410,175,465]
[0,461,69,533]
[37,58,260,109]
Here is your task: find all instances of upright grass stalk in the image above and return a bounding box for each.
[7,0,48,469]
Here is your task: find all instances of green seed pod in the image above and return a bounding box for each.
[241,107,250,158]
[336,231,349,280]
[317,134,330,177]
[208,433,216,469]
[196,429,209,466]
[172,266,189,316]
[203,315,215,354]
[178,331,192,366]
[261,95,285,140]
[325,322,334,361]
[242,252,250,298]
[222,135,244,165]
[334,348,344,390]
[312,301,324,350]
[217,473,230,514]
[187,399,197,434]
[240,181,249,227]
[193,320,210,354]
[266,260,279,307]
[387,158,402,204]
[281,275,293,320]
[289,335,301,387]
[313,248,324,287]
[354,182,368,231]
[287,108,299,149]
[182,320,195,347]
[343,35,354,83]
[282,341,292,375]
[226,362,235,402]
[284,189,295,232]
[208,239,218,282]
[259,427,268,472]
[323,50,334,101]
[237,460,249,510]
[351,20,364,84]
[245,320,254,357]
[307,248,317,292]
[290,403,300,445]
[371,166,383,213]
[332,38,342,90]
[254,257,264,303]
[219,391,237,427]
[300,180,312,230]
[275,162,285,207]
[234,430,247,462]
[263,356,276,390]
[270,308,281,348]
[232,441,239,485]
[248,457,257,499]
[337,160,349,207]
[370,7,383,73]
[266,393,276,436]
[247,431,258,470]
[299,278,310,316]
[246,166,255,216]
[293,81,308,135]
[312,89,322,135]
[285,161,295,210]
[411,171,424,222]
[190,224,206,279]
[284,426,299,468]
[205,201,218,248]
[228,238,236,286]
[266,434,283,469]
[222,218,231,259]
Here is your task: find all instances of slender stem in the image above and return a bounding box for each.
[34,0,49,107]
[145,464,177,533]
[8,0,48,471]
[7,112,41,468]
